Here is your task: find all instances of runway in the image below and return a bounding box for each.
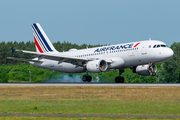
[0,83,180,87]
[0,114,180,118]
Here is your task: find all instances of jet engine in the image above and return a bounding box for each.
[86,59,108,73]
[135,64,157,76]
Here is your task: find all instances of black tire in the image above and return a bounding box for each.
[115,77,120,83]
[87,76,92,82]
[89,76,92,82]
[115,77,124,83]
[120,77,124,83]
[82,75,87,82]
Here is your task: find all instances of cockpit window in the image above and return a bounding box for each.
[153,44,167,48]
[161,45,166,47]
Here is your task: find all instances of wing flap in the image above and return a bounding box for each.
[7,57,43,63]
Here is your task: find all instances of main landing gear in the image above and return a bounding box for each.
[115,69,124,83]
[82,70,125,83]
[82,71,92,82]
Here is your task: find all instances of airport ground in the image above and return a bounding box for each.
[1,116,180,120]
[0,86,180,120]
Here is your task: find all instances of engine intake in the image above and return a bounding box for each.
[86,59,108,73]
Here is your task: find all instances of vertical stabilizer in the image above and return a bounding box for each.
[32,23,57,53]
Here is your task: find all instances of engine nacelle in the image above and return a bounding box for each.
[135,64,157,76]
[86,59,108,73]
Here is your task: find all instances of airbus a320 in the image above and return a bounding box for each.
[8,23,174,83]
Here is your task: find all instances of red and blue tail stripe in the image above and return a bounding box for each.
[32,26,48,53]
[34,36,44,53]
[32,23,57,53]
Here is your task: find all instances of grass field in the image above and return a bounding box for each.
[1,116,180,120]
[0,86,180,119]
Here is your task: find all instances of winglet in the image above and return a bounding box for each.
[11,48,15,53]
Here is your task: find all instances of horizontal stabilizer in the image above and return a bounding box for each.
[11,48,15,53]
[7,57,43,63]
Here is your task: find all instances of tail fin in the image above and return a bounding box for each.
[32,23,57,53]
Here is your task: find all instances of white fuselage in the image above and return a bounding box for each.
[30,40,173,73]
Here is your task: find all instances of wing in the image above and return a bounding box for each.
[9,49,112,66]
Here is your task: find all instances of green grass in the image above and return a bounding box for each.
[1,86,180,119]
[0,116,180,120]
[0,99,180,116]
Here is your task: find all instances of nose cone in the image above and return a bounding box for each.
[165,48,174,59]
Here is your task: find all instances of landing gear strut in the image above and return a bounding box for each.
[115,69,124,83]
[82,71,92,82]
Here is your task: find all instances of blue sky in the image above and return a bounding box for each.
[0,0,180,46]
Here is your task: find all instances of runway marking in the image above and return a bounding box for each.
[0,83,180,87]
[0,114,180,118]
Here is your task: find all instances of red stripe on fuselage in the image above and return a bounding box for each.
[134,42,140,47]
[34,36,44,53]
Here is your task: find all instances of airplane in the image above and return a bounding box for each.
[8,23,174,83]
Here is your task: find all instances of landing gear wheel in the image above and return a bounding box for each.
[115,77,124,83]
[82,75,87,82]
[87,76,92,82]
[115,77,119,83]
[82,75,92,82]
[115,69,125,83]
[120,77,124,83]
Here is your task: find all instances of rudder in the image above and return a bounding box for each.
[32,23,57,53]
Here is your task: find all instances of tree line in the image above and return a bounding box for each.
[1,41,103,65]
[0,41,179,83]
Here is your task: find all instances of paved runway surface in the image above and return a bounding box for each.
[0,83,180,87]
[0,114,180,118]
